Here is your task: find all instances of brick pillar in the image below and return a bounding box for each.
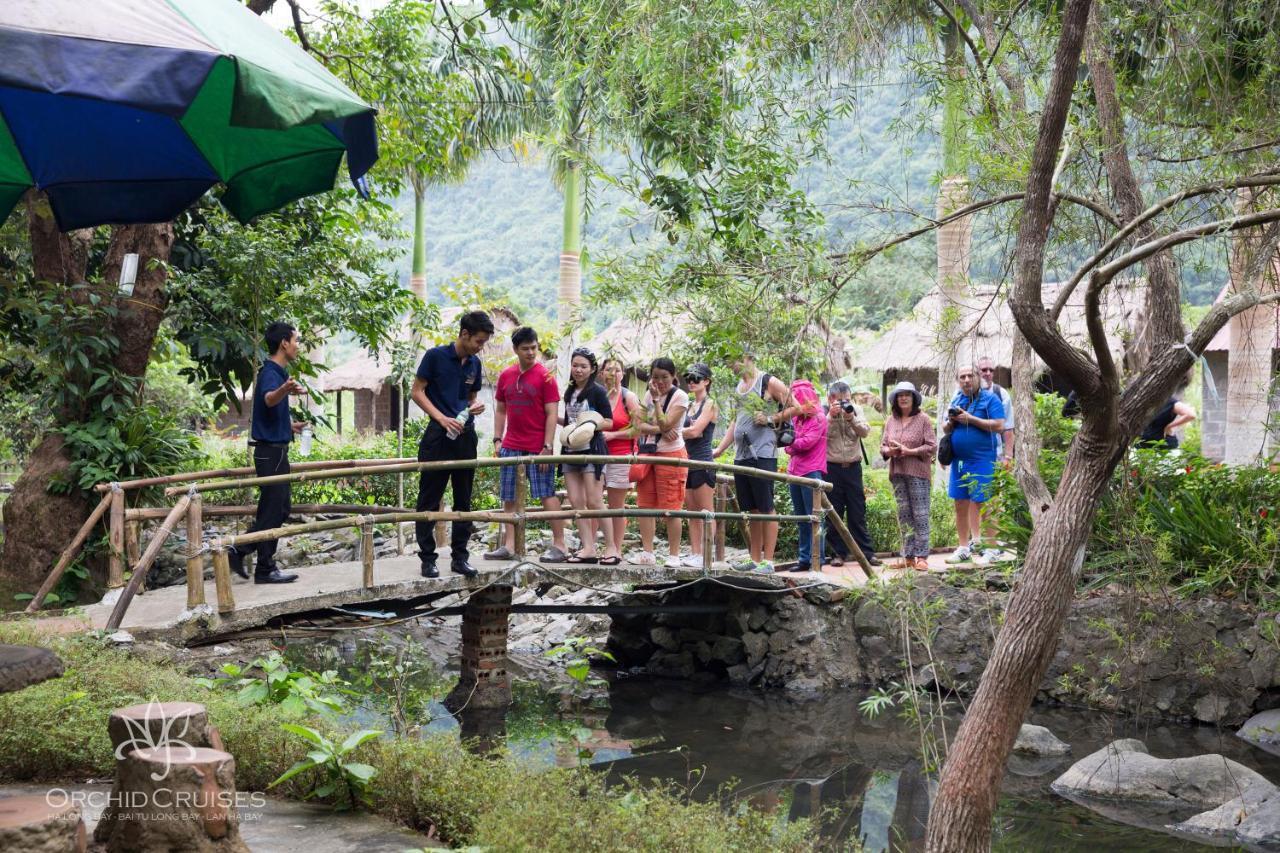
[446,585,513,710]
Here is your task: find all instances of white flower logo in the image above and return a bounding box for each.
[114,699,200,781]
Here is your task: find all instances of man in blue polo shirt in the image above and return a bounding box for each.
[943,363,1005,566]
[411,310,494,578]
[229,321,303,584]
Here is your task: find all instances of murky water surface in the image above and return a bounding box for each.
[286,635,1280,851]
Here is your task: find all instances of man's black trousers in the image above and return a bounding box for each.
[823,461,876,560]
[416,422,477,565]
[237,443,291,572]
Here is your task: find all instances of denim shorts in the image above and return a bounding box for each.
[498,447,556,501]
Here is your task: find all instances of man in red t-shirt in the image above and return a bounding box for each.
[485,327,569,561]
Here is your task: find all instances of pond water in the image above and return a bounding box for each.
[283,634,1280,851]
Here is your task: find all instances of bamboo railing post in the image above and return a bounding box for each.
[809,513,823,573]
[25,490,114,612]
[126,521,143,594]
[513,461,528,559]
[819,492,873,575]
[211,548,235,614]
[186,493,205,608]
[105,496,191,631]
[702,510,715,570]
[361,521,374,588]
[107,484,125,589]
[713,484,727,563]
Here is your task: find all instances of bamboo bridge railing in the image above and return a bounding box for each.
[26,454,873,629]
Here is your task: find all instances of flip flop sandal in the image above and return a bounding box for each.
[598,556,622,566]
[565,554,599,564]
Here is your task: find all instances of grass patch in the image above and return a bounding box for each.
[0,623,823,851]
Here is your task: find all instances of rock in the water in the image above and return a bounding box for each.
[1169,782,1280,843]
[1052,740,1272,809]
[1239,709,1280,757]
[1013,723,1071,756]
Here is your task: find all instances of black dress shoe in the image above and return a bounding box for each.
[867,555,884,567]
[254,568,298,584]
[451,559,478,578]
[228,549,249,580]
[420,562,439,578]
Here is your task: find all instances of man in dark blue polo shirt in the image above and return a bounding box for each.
[230,322,304,584]
[412,310,494,578]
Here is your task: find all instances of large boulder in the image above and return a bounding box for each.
[1052,739,1272,809]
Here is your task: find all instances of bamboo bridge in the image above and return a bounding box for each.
[26,454,876,708]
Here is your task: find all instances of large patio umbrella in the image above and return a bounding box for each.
[0,0,378,231]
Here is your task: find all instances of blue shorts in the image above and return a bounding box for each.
[948,457,996,503]
[498,447,557,502]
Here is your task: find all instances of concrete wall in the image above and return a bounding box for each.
[1202,350,1280,462]
[1202,351,1229,461]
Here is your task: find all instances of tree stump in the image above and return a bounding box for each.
[0,644,64,693]
[96,702,225,845]
[0,795,85,852]
[97,747,248,853]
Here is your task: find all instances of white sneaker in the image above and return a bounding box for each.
[628,551,656,566]
[681,554,704,568]
[663,555,682,569]
[970,551,992,567]
[945,546,972,564]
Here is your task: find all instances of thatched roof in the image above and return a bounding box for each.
[590,313,854,379]
[317,306,523,394]
[859,280,1146,373]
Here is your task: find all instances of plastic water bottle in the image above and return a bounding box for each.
[447,409,472,440]
[298,426,313,456]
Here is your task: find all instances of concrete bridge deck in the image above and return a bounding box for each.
[73,546,888,645]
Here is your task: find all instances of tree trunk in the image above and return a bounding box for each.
[558,161,583,388]
[409,180,427,302]
[0,199,174,600]
[935,175,972,432]
[927,1,1096,848]
[1084,7,1184,375]
[926,425,1122,851]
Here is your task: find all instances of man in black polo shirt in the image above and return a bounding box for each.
[412,310,494,578]
[229,322,302,584]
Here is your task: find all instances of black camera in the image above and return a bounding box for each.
[948,406,962,417]
[838,400,856,414]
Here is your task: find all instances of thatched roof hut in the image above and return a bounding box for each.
[316,306,523,433]
[858,280,1146,397]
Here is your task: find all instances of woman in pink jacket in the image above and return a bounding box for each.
[784,379,828,568]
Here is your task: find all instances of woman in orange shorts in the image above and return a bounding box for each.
[630,357,689,567]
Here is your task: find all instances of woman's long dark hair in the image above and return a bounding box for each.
[564,346,601,406]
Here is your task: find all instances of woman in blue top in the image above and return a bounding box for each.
[942,364,1005,566]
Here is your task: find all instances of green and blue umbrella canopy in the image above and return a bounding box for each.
[0,0,379,230]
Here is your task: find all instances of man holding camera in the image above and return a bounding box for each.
[943,364,1005,566]
[823,381,881,567]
